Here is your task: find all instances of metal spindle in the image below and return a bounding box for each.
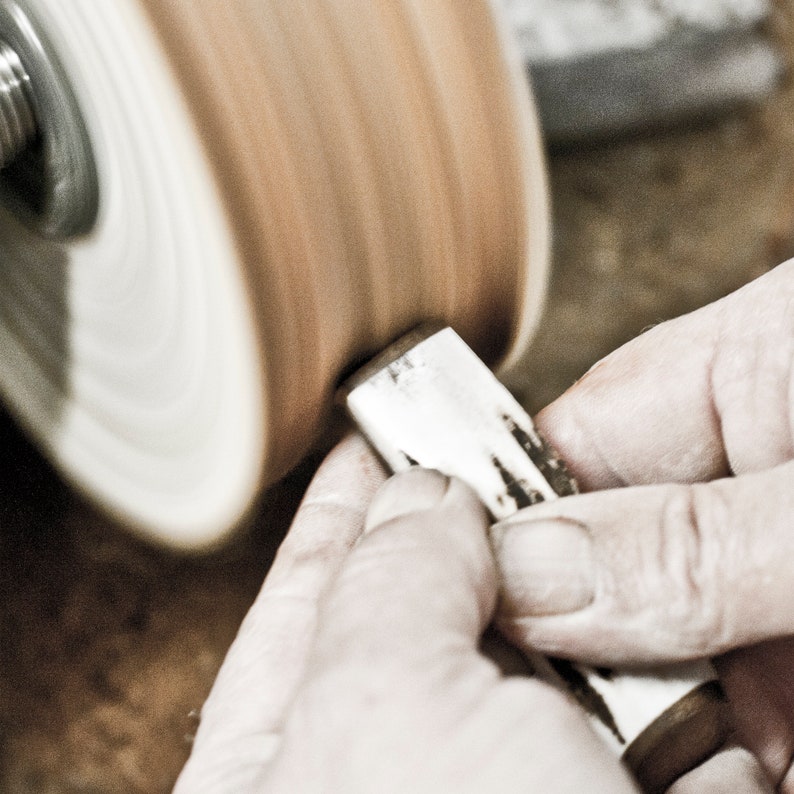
[0,38,35,169]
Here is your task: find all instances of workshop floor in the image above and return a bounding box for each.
[2,10,794,792]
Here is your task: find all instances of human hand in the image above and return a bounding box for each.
[175,433,637,793]
[491,260,794,791]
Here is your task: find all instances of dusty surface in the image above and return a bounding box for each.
[3,6,794,792]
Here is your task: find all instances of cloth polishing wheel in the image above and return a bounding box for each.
[0,0,549,547]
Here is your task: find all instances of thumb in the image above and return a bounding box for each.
[260,469,500,786]
[491,460,794,665]
[308,467,497,677]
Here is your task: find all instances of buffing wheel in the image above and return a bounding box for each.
[0,0,549,546]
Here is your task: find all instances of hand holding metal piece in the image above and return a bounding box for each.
[342,325,731,793]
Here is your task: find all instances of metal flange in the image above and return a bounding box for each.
[0,0,98,238]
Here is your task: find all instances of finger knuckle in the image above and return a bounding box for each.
[653,485,730,655]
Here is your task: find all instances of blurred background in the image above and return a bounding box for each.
[2,1,794,790]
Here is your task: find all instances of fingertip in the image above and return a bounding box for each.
[313,432,388,502]
[364,468,451,533]
[534,389,613,493]
[313,470,496,664]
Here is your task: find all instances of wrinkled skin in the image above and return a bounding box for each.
[176,261,794,792]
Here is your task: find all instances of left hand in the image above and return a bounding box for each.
[492,263,794,792]
[174,433,636,793]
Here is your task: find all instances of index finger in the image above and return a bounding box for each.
[535,260,794,490]
[176,433,386,793]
